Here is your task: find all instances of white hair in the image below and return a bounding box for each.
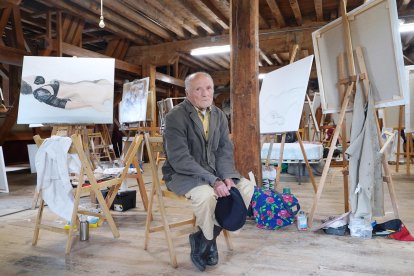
[184,72,214,94]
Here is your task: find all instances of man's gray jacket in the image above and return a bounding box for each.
[162,99,240,195]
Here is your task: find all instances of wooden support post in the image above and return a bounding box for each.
[56,10,62,57]
[230,0,261,180]
[143,64,157,132]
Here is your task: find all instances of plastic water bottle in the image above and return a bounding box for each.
[262,165,270,190]
[268,166,277,191]
[297,211,308,231]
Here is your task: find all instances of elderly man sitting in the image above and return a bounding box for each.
[162,72,255,271]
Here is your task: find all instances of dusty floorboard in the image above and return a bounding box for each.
[0,164,413,275]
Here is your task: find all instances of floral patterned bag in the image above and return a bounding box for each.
[251,187,300,230]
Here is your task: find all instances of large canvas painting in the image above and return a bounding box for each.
[312,0,407,114]
[119,78,149,123]
[17,57,115,124]
[260,55,314,134]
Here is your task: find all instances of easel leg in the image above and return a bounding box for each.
[308,83,354,228]
[275,133,286,190]
[296,131,317,193]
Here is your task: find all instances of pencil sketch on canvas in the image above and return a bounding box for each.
[17,57,115,124]
[260,55,314,134]
[119,78,149,123]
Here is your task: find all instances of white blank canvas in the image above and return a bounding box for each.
[260,55,314,134]
[312,0,407,114]
[0,147,9,193]
[406,66,414,133]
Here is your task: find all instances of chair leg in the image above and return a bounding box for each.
[32,196,45,246]
[144,182,156,250]
[155,185,178,268]
[223,230,233,251]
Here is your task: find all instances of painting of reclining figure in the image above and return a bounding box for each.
[17,56,115,124]
[119,78,149,123]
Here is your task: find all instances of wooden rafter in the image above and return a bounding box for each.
[148,0,199,36]
[198,56,223,71]
[401,0,412,10]
[259,12,270,29]
[289,0,303,25]
[119,0,187,39]
[175,0,217,34]
[259,49,273,66]
[199,0,229,28]
[177,53,215,71]
[314,0,323,21]
[36,0,149,45]
[265,0,286,28]
[208,55,229,70]
[93,0,173,40]
[271,53,284,65]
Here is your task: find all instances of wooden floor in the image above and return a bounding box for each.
[0,163,413,275]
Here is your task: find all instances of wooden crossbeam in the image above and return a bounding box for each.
[289,0,303,25]
[265,0,286,28]
[259,49,273,66]
[155,72,185,87]
[147,0,199,36]
[120,0,187,38]
[314,0,324,21]
[175,0,217,34]
[199,0,229,28]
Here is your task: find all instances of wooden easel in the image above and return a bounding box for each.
[308,0,399,227]
[263,44,317,193]
[394,106,414,176]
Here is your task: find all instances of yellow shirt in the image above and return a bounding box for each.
[196,107,211,140]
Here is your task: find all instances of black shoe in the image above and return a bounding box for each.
[189,231,211,271]
[206,240,218,266]
[206,225,222,266]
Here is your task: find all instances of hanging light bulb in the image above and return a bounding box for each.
[99,15,105,28]
[99,0,105,28]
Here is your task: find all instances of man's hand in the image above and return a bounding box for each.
[213,179,230,197]
[223,178,236,190]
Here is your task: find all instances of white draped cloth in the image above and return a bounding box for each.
[345,83,384,219]
[35,136,80,221]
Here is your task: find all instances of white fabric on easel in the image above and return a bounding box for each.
[35,136,77,221]
[345,82,384,219]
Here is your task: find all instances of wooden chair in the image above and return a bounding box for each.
[32,133,143,254]
[143,133,233,268]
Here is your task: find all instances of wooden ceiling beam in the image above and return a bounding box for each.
[259,49,273,66]
[195,56,223,71]
[208,55,229,70]
[0,45,28,66]
[314,0,323,21]
[91,0,174,40]
[271,53,284,65]
[148,0,199,36]
[175,0,217,34]
[265,0,286,28]
[259,12,270,29]
[119,0,187,39]
[37,38,141,74]
[35,0,149,45]
[400,0,412,11]
[155,72,185,87]
[199,0,229,28]
[0,0,21,8]
[178,53,216,71]
[0,7,12,35]
[289,0,303,25]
